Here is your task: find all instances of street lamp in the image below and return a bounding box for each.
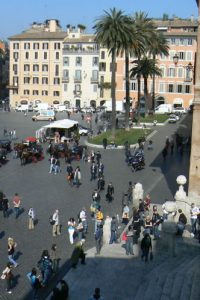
[173,53,179,65]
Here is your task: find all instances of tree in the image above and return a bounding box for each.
[130,57,162,114]
[148,32,169,110]
[77,24,86,32]
[93,8,135,138]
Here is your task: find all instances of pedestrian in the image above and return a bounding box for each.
[66,163,74,186]
[1,262,14,294]
[127,181,133,204]
[170,139,174,154]
[144,215,153,235]
[162,146,168,160]
[76,219,84,241]
[90,162,97,181]
[54,158,61,174]
[102,138,107,149]
[28,208,35,230]
[125,226,134,255]
[177,209,187,236]
[52,209,61,237]
[27,267,41,299]
[73,166,81,187]
[2,195,9,218]
[89,287,103,300]
[8,237,18,267]
[68,217,76,244]
[49,155,56,174]
[98,161,104,177]
[12,193,21,219]
[79,208,88,235]
[12,129,16,140]
[109,216,118,244]
[37,250,53,287]
[96,150,101,165]
[106,182,114,202]
[97,175,105,192]
[92,189,101,203]
[152,211,162,240]
[190,203,199,237]
[71,239,86,268]
[58,280,69,299]
[95,208,104,232]
[141,233,152,262]
[50,244,59,274]
[162,201,169,221]
[144,194,151,211]
[95,223,103,255]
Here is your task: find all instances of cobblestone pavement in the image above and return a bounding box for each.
[0,111,191,299]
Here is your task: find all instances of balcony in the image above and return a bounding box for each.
[63,47,99,55]
[184,77,192,82]
[62,77,69,83]
[90,77,98,83]
[73,90,82,96]
[74,77,82,83]
[7,83,18,89]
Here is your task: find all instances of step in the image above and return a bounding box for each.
[189,259,200,300]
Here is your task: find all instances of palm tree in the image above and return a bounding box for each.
[132,12,156,120]
[130,57,162,114]
[93,8,135,138]
[148,32,169,110]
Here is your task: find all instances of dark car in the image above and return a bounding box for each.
[0,139,12,152]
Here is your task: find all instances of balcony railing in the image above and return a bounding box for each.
[74,77,82,83]
[184,77,192,82]
[73,90,82,95]
[62,77,69,82]
[63,48,99,55]
[90,77,98,83]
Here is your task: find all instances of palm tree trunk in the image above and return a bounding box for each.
[137,75,141,124]
[144,77,148,115]
[125,50,130,131]
[152,54,156,110]
[111,49,116,139]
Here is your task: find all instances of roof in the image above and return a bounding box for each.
[9,32,68,40]
[153,19,198,28]
[63,34,95,43]
[43,119,78,129]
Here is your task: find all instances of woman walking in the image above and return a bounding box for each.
[28,208,35,230]
[1,262,14,294]
[68,218,76,244]
[7,237,18,267]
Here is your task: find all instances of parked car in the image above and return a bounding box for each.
[55,105,67,112]
[168,114,177,123]
[172,107,187,114]
[32,110,56,121]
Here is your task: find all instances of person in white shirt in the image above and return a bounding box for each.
[190,203,199,236]
[79,208,88,234]
[52,209,60,237]
[28,208,35,230]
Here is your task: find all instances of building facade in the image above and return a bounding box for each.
[116,18,198,109]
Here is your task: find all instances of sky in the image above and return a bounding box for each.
[0,0,198,40]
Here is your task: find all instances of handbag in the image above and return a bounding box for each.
[122,232,127,241]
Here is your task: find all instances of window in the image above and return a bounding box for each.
[33,90,39,95]
[63,57,69,66]
[167,67,175,77]
[177,85,182,93]
[42,90,48,96]
[54,43,60,50]
[44,52,48,59]
[13,76,18,86]
[75,84,81,92]
[100,76,104,83]
[101,51,105,59]
[24,43,30,50]
[75,70,82,80]
[180,38,185,45]
[187,52,192,61]
[33,64,39,72]
[169,51,176,61]
[25,52,29,59]
[168,84,174,93]
[13,64,18,75]
[34,52,38,60]
[91,70,98,81]
[13,43,19,49]
[42,43,49,50]
[33,77,39,84]
[42,77,48,84]
[178,68,183,78]
[159,82,165,93]
[160,53,167,60]
[24,77,30,84]
[76,57,82,66]
[63,70,69,78]
[171,38,176,45]
[185,85,191,93]
[64,84,68,92]
[54,78,60,85]
[53,91,60,96]
[93,57,99,66]
[24,90,30,95]
[13,52,19,60]
[178,51,186,60]
[55,52,59,60]
[55,65,59,76]
[160,67,165,77]
[42,64,48,72]
[24,64,30,72]
[130,81,137,91]
[13,90,18,95]
[99,62,106,72]
[188,38,193,46]
[33,43,39,50]
[93,84,98,92]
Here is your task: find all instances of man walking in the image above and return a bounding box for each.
[52,209,61,237]
[28,208,35,230]
[190,203,199,237]
[95,224,103,255]
[109,216,117,244]
[141,233,152,262]
[12,193,21,219]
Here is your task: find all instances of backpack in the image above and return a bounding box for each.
[96,211,103,220]
[49,215,55,225]
[144,235,151,248]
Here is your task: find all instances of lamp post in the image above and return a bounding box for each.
[173,53,179,65]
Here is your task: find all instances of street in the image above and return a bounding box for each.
[0,110,191,299]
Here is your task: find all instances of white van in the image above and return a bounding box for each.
[32,110,56,121]
[33,103,49,112]
[155,104,172,114]
[15,104,29,112]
